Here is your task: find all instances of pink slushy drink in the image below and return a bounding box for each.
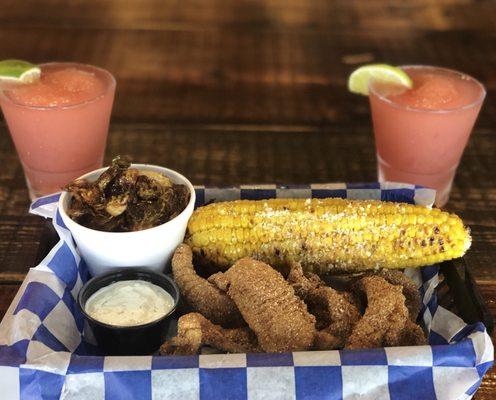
[369,66,485,207]
[0,62,115,199]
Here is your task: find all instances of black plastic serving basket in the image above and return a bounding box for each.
[438,258,493,334]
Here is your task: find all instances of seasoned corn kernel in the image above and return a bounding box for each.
[185,198,471,274]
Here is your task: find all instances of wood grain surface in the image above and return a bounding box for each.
[0,1,494,398]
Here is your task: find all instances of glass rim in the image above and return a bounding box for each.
[368,65,486,114]
[0,62,116,110]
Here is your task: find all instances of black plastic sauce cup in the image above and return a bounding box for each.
[78,268,180,355]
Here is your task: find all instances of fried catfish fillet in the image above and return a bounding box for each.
[365,269,421,321]
[209,258,316,353]
[160,313,260,355]
[346,276,425,349]
[287,263,361,349]
[171,244,244,327]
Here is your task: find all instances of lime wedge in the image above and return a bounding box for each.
[348,64,413,95]
[0,60,41,84]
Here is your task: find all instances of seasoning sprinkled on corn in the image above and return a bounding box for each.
[185,198,471,274]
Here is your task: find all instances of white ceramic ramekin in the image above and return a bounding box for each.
[58,164,195,277]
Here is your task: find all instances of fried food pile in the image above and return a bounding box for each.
[65,156,190,232]
[160,244,426,355]
[209,258,316,353]
[171,244,244,328]
[186,198,471,274]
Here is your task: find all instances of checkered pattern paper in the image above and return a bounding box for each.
[0,183,493,400]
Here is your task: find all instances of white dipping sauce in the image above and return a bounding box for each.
[85,280,175,327]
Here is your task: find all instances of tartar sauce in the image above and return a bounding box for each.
[85,280,175,327]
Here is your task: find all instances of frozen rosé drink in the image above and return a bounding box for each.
[369,66,485,207]
[0,62,115,199]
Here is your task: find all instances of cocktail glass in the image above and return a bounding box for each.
[0,62,116,199]
[369,66,485,207]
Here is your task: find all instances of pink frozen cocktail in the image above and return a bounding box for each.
[369,66,485,207]
[0,62,115,199]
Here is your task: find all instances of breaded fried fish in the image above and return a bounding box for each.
[171,244,244,327]
[346,276,426,349]
[209,258,316,353]
[160,313,260,355]
[287,263,361,349]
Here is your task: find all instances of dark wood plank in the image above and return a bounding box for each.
[472,282,496,399]
[0,0,494,32]
[0,284,20,319]
[0,28,494,126]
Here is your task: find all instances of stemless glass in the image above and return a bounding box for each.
[369,66,485,207]
[0,62,116,199]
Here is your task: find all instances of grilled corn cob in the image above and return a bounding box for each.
[185,198,471,274]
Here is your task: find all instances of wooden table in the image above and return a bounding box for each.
[0,1,494,397]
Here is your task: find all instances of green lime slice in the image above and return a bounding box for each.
[348,64,413,95]
[0,59,41,84]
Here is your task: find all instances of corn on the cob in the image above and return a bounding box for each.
[185,198,471,274]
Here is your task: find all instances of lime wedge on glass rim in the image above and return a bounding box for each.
[348,64,413,95]
[0,59,41,85]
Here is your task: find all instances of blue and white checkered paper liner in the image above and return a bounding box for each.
[0,183,493,400]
